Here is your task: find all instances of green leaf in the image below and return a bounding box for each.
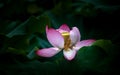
[26,15,51,34]
[6,15,50,37]
[8,35,29,50]
[7,47,26,55]
[0,3,4,8]
[6,21,27,37]
[0,20,20,35]
[1,60,59,75]
[75,46,107,70]
[80,0,105,5]
[52,1,72,15]
[92,39,115,55]
[80,0,120,6]
[27,47,38,59]
[0,34,9,53]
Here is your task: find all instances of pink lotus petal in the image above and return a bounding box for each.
[56,29,68,33]
[36,47,61,57]
[59,24,70,32]
[46,27,64,48]
[63,49,76,61]
[73,39,96,51]
[70,27,81,46]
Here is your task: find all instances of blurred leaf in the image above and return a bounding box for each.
[0,3,4,8]
[5,21,19,33]
[76,46,106,68]
[75,46,107,70]
[26,15,51,33]
[92,39,115,55]
[77,3,97,17]
[6,15,50,37]
[76,0,120,13]
[52,1,72,15]
[36,36,51,48]
[6,21,27,37]
[0,35,31,63]
[27,4,42,14]
[8,35,29,50]
[7,47,26,55]
[0,49,28,63]
[93,40,112,49]
[80,0,106,5]
[0,34,9,53]
[27,47,38,59]
[55,46,107,75]
[0,20,19,34]
[1,60,59,75]
[80,0,120,6]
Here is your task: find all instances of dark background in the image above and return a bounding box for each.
[0,0,120,75]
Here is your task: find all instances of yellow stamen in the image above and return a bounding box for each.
[61,32,71,50]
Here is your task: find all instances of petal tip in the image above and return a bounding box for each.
[87,39,96,44]
[61,24,68,27]
[64,56,74,61]
[73,39,96,51]
[36,49,53,57]
[59,24,70,31]
[36,48,60,57]
[36,50,44,57]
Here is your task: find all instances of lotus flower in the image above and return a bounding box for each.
[36,24,95,60]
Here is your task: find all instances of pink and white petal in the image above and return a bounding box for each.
[56,29,68,33]
[46,28,64,48]
[73,39,96,51]
[63,49,76,61]
[36,47,61,57]
[59,24,70,32]
[70,27,81,46]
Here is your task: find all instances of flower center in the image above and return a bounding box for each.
[61,32,71,50]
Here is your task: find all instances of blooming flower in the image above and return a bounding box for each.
[36,24,95,60]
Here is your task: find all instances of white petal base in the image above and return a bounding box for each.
[63,49,76,61]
